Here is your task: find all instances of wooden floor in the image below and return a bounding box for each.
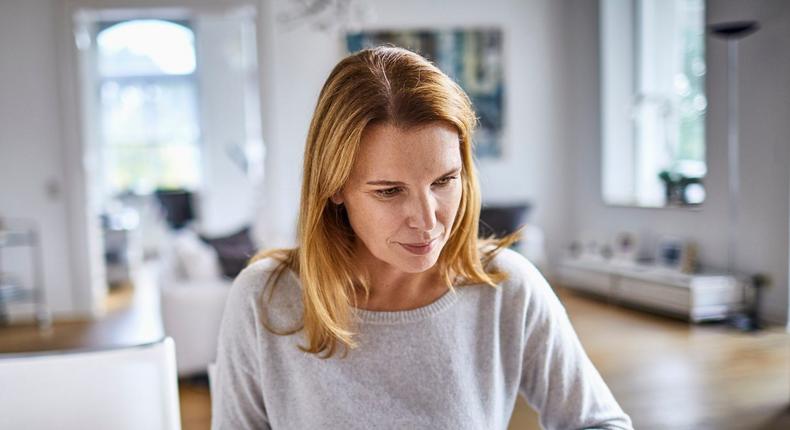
[1,266,788,430]
[542,291,790,430]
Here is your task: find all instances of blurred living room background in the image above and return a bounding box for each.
[0,0,788,429]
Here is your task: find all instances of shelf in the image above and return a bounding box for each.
[558,257,744,322]
[0,221,50,328]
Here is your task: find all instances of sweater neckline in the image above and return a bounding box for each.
[284,265,462,324]
[351,287,460,324]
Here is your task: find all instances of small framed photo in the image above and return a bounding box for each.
[655,236,698,273]
[612,231,639,262]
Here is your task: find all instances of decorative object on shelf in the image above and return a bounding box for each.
[569,232,639,263]
[568,240,582,258]
[585,239,603,260]
[655,236,698,274]
[612,231,639,262]
[565,236,606,261]
[346,28,505,159]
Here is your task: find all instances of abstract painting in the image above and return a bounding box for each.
[346,28,504,159]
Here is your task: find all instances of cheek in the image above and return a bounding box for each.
[346,199,401,239]
[438,185,463,225]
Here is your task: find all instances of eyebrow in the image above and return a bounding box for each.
[365,167,462,186]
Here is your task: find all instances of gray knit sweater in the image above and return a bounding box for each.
[211,249,633,429]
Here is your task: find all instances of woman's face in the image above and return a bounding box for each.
[334,122,463,275]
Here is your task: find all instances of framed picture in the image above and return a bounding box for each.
[655,236,698,273]
[346,28,505,159]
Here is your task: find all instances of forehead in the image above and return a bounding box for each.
[351,122,462,179]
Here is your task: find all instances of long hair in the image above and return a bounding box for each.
[250,46,518,358]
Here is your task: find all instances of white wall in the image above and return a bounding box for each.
[0,0,77,317]
[256,0,575,275]
[565,0,790,326]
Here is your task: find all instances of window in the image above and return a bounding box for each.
[601,0,706,207]
[96,19,201,196]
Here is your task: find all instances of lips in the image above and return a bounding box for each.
[398,238,438,255]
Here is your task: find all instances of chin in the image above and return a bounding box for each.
[390,246,444,273]
[396,257,439,274]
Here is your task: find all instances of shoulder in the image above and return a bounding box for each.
[485,248,565,314]
[225,257,302,319]
[487,248,545,290]
[228,257,285,299]
[236,257,287,286]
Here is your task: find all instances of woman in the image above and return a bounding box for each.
[212,46,632,430]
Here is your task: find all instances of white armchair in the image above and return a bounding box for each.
[0,337,181,430]
[160,279,230,376]
[157,228,232,377]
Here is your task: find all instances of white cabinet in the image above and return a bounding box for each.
[557,258,744,322]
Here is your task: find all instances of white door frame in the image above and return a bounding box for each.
[55,0,274,317]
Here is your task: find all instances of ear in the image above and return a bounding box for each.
[330,192,344,205]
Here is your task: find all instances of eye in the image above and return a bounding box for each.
[433,175,458,187]
[374,187,402,198]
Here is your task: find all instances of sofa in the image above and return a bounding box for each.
[157,226,256,377]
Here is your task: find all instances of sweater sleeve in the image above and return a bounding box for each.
[517,262,633,430]
[211,264,271,430]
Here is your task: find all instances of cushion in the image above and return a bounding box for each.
[199,226,258,279]
[172,229,223,282]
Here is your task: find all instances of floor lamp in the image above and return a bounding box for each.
[708,20,761,330]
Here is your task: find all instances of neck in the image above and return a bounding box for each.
[354,246,448,312]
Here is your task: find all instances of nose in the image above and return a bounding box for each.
[406,190,438,233]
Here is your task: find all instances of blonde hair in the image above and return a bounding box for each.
[251,46,518,358]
